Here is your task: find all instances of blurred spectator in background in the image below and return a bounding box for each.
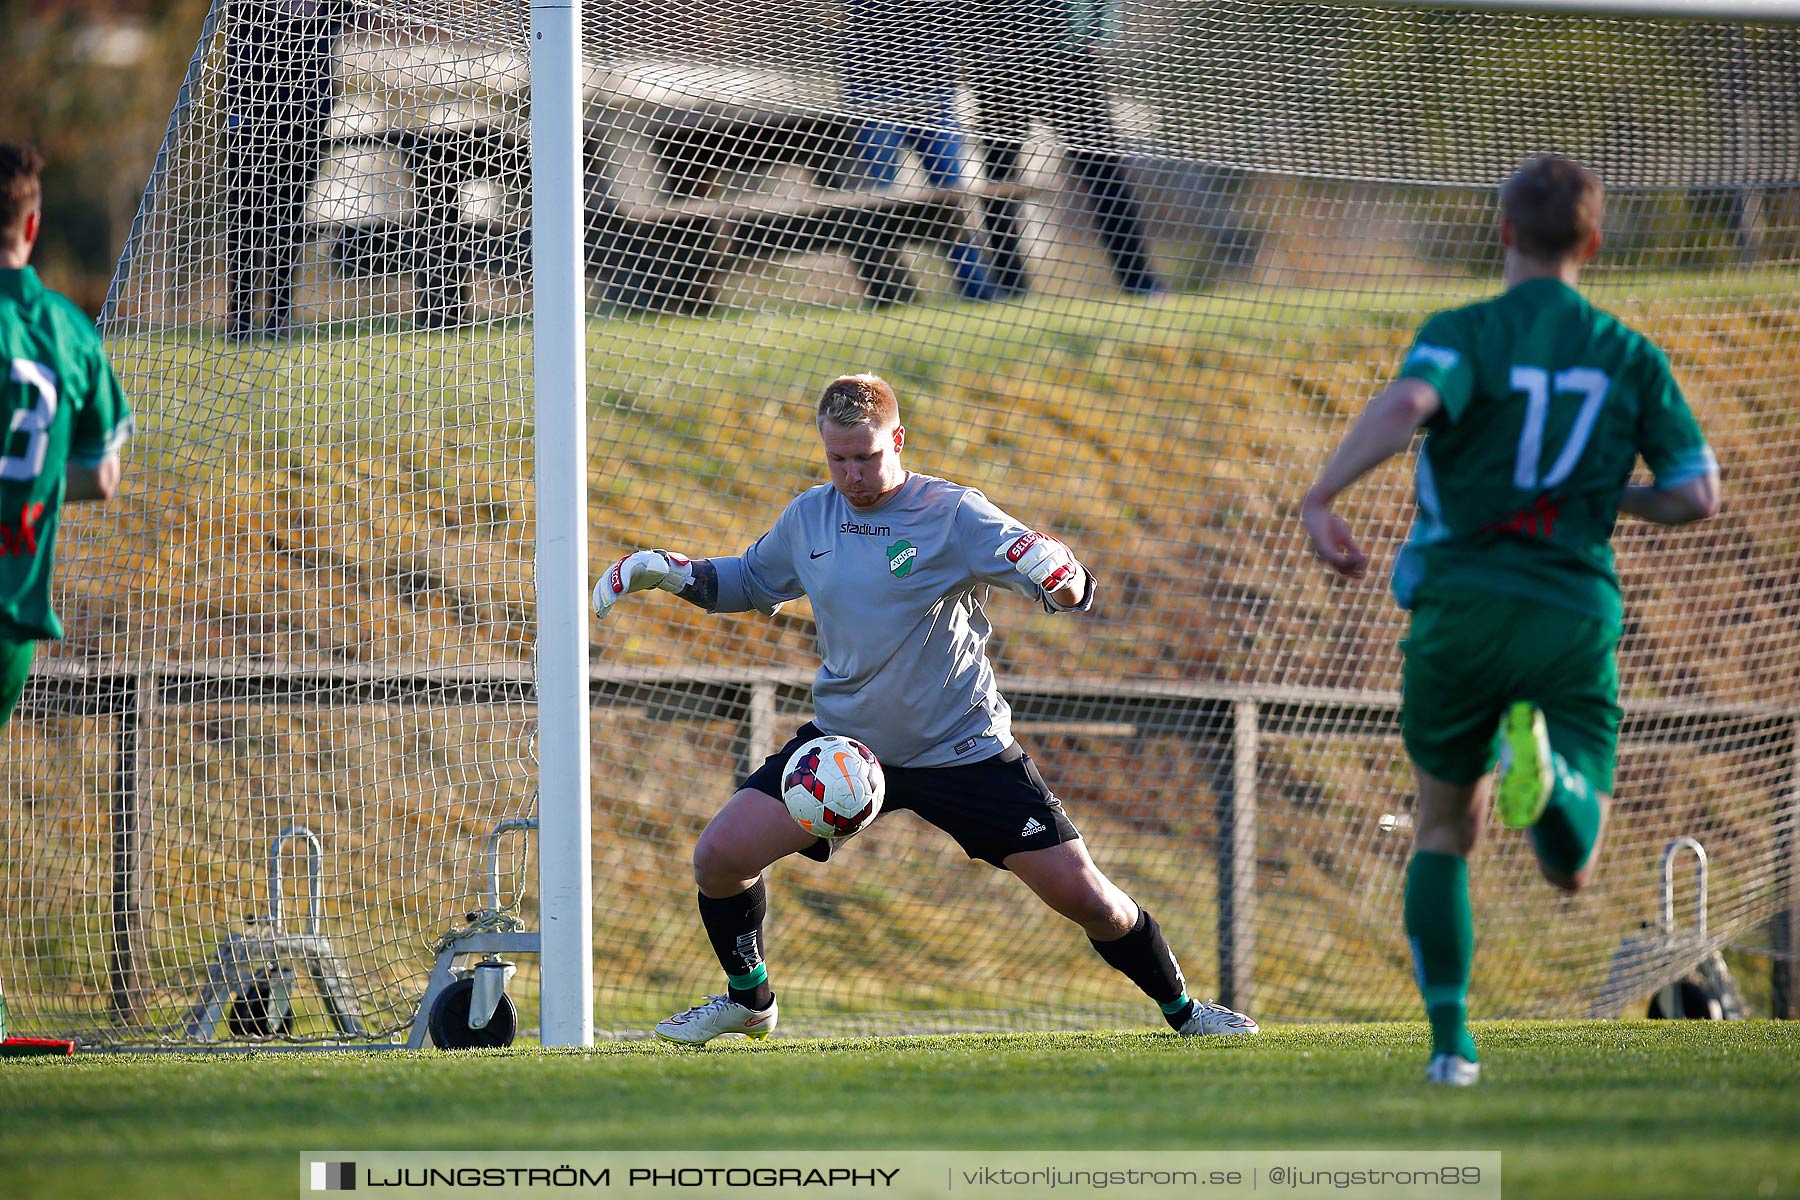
[842,0,997,305]
[965,0,1163,297]
[222,0,350,339]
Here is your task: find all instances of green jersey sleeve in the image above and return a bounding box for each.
[1634,344,1715,487]
[1397,310,1476,421]
[70,339,133,466]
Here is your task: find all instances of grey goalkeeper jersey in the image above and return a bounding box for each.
[712,472,1094,768]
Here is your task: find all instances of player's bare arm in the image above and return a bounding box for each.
[1618,473,1720,526]
[1301,377,1443,578]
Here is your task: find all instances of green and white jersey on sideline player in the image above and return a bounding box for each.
[1392,277,1714,629]
[711,472,1092,769]
[0,265,133,642]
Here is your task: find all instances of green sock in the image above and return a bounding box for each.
[1405,850,1479,1063]
[1530,752,1602,878]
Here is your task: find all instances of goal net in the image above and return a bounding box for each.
[3,0,1796,1044]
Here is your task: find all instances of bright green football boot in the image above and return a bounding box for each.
[1494,701,1553,830]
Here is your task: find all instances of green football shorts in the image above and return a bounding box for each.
[0,638,34,728]
[1401,592,1620,794]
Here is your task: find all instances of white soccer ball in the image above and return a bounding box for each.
[780,734,885,839]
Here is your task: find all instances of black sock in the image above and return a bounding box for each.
[1089,907,1192,1028]
[698,879,774,1011]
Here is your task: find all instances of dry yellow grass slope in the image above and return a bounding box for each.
[7,283,1795,1039]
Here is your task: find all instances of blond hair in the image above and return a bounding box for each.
[817,373,900,430]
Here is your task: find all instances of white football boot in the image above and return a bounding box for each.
[654,994,778,1045]
[1425,1053,1481,1086]
[1176,999,1260,1036]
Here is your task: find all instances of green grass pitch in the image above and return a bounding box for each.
[3,1021,1796,1199]
[46,276,1800,1199]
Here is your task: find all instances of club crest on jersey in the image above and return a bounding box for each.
[885,540,918,578]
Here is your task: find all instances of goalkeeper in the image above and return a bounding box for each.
[596,372,1257,1044]
[1301,155,1718,1086]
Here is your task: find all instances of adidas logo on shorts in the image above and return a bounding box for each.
[1020,817,1047,837]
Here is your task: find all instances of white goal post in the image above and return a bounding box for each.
[531,0,593,1048]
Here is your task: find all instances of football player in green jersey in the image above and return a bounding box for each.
[1300,154,1719,1085]
[0,143,132,729]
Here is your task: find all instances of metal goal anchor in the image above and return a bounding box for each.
[184,826,367,1040]
[408,817,540,1049]
[1646,837,1746,1020]
[1590,836,1745,1019]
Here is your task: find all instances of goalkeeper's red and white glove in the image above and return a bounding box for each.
[1003,531,1080,593]
[592,549,694,618]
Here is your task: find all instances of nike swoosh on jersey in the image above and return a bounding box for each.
[809,549,832,559]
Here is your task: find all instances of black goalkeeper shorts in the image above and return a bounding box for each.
[741,722,1080,869]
